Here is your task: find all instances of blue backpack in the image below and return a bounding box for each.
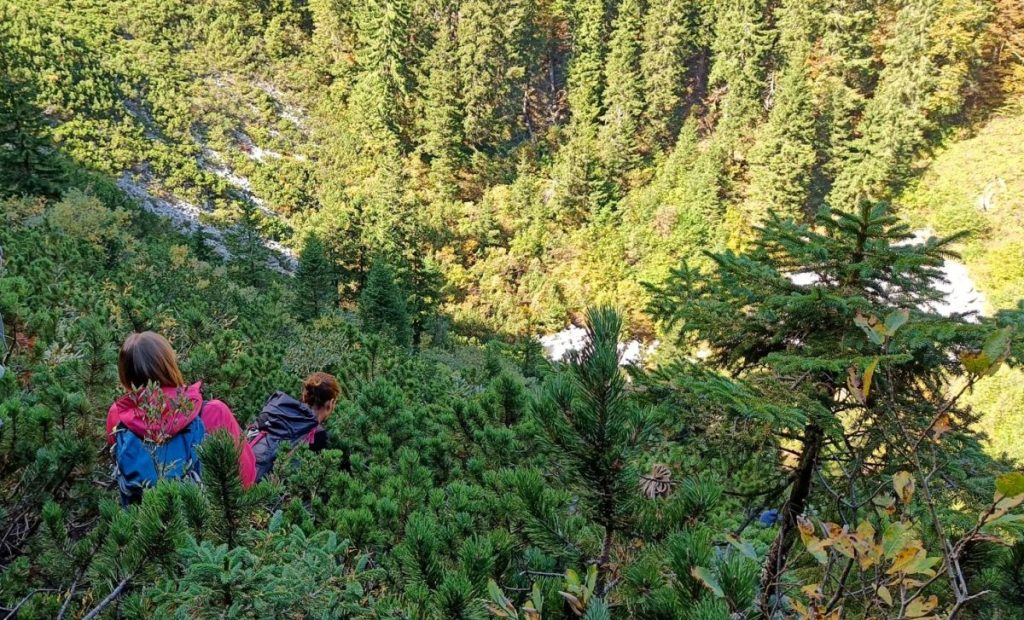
[113,402,206,506]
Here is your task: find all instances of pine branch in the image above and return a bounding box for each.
[80,576,131,620]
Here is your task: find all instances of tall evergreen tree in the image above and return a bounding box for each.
[419,8,466,201]
[745,43,817,221]
[555,0,614,218]
[359,257,413,347]
[707,0,774,149]
[828,0,938,209]
[599,0,644,179]
[294,233,338,321]
[457,0,535,152]
[638,0,703,151]
[647,203,1021,615]
[565,0,608,134]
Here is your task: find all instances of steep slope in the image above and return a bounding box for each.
[900,113,1024,463]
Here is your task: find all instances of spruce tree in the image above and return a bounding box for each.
[707,0,773,148]
[419,10,466,201]
[457,0,534,151]
[639,0,702,151]
[828,0,938,209]
[599,0,644,180]
[745,45,817,221]
[294,233,338,321]
[647,203,1022,615]
[359,257,413,347]
[566,0,608,135]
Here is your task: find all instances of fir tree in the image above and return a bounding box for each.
[359,257,413,347]
[599,0,644,179]
[294,233,338,321]
[639,0,702,151]
[647,202,1022,615]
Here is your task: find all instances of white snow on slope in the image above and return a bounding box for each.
[785,229,986,319]
[542,229,987,366]
[539,325,657,367]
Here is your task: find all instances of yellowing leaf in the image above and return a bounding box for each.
[960,350,991,375]
[931,414,952,440]
[863,357,879,401]
[906,595,939,618]
[855,313,885,345]
[855,520,876,542]
[883,309,910,336]
[847,366,865,405]
[982,327,1014,372]
[996,472,1024,499]
[558,591,584,614]
[806,538,832,564]
[887,545,926,574]
[801,584,823,600]
[894,471,915,505]
[882,522,913,559]
[690,566,724,598]
[797,515,817,544]
[877,585,893,606]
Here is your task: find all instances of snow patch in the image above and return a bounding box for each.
[539,326,656,366]
[784,228,986,318]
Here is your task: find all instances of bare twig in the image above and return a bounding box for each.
[81,576,132,620]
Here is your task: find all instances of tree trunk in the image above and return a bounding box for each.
[760,422,823,615]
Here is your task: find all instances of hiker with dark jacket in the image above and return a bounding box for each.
[247,372,340,482]
[106,332,256,504]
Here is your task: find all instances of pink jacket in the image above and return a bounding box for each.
[106,382,256,488]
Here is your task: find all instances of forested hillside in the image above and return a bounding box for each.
[2,0,1024,617]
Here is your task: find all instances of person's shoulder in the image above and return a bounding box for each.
[200,399,241,428]
[201,398,230,412]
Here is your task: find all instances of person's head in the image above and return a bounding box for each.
[118,331,185,391]
[301,372,340,422]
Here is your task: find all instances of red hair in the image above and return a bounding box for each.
[301,372,340,408]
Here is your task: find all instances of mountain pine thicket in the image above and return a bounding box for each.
[1,0,1024,617]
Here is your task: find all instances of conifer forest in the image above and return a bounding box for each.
[3,0,1024,617]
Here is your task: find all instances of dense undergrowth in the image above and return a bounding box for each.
[2,0,1022,336]
[2,0,1024,617]
[2,172,1024,617]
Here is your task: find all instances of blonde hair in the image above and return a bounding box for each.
[118,331,186,389]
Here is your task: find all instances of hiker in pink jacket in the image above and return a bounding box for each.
[106,331,256,488]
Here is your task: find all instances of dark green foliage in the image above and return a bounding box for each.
[294,233,338,321]
[0,0,1021,617]
[198,431,265,548]
[0,14,62,196]
[359,257,413,347]
[530,307,657,584]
